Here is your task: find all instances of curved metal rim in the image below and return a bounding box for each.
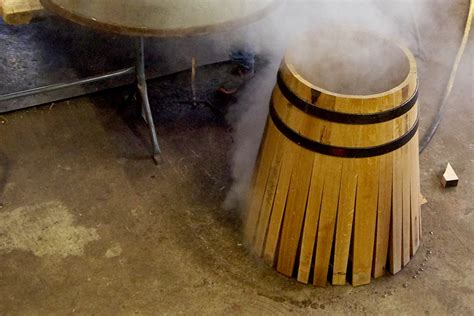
[40,0,283,37]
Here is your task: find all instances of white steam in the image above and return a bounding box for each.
[223,0,465,211]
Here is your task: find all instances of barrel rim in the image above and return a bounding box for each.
[283,33,417,99]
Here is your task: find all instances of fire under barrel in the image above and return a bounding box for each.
[245,31,421,287]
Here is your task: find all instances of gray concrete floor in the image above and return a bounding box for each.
[0,2,473,315]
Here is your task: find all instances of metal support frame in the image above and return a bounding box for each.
[0,37,162,164]
[0,67,136,102]
[135,37,162,163]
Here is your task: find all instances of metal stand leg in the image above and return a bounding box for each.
[135,37,162,164]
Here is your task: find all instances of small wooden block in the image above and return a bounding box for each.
[441,163,459,188]
[420,193,428,205]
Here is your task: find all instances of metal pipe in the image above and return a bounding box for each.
[0,67,136,102]
[419,0,473,153]
[135,37,162,162]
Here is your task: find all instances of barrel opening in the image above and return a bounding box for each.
[287,31,411,96]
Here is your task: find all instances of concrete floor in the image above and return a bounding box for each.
[1,2,473,315]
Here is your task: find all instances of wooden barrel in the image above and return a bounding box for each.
[244,32,421,287]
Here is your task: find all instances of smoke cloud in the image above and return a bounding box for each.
[223,0,467,211]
